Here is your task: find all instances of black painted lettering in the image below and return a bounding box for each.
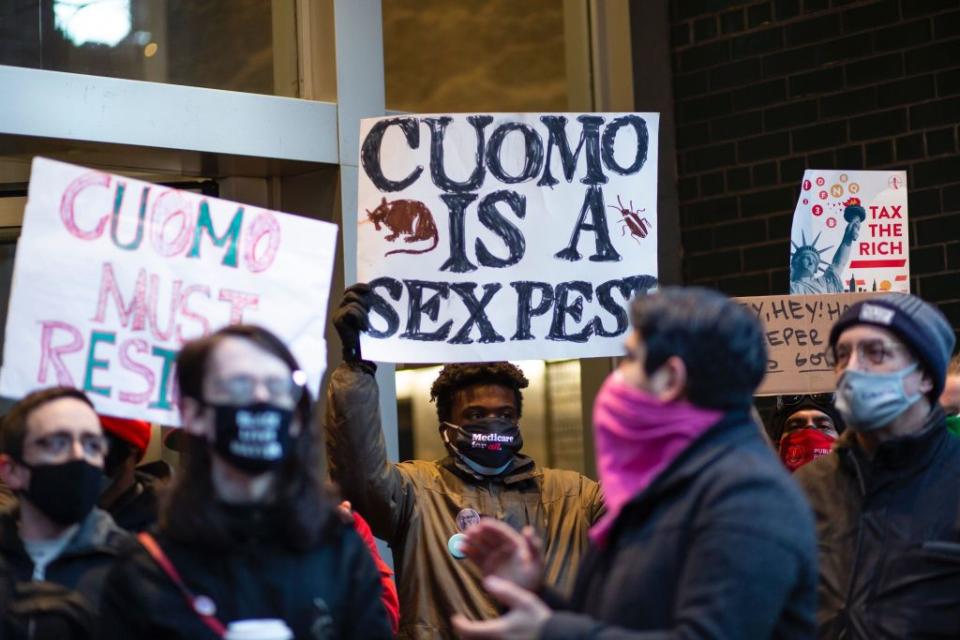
[486,122,544,184]
[367,277,403,338]
[511,281,554,340]
[449,282,505,344]
[537,115,607,187]
[548,281,594,343]
[360,117,423,192]
[439,193,479,273]
[476,190,526,268]
[600,115,649,176]
[425,115,493,193]
[555,185,621,262]
[400,280,452,341]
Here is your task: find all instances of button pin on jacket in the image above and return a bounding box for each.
[456,508,481,532]
[193,595,217,616]
[448,533,467,559]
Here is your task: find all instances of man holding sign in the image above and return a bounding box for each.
[325,284,604,639]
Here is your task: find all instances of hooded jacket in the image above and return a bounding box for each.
[539,409,817,639]
[325,362,604,639]
[795,406,960,639]
[0,506,132,611]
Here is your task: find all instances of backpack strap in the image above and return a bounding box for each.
[137,532,226,637]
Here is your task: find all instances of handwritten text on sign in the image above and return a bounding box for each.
[0,158,338,425]
[738,292,878,395]
[357,113,660,363]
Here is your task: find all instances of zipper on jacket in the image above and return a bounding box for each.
[839,449,868,634]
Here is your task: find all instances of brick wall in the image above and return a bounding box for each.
[670,0,960,334]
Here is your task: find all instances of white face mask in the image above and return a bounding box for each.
[834,363,922,432]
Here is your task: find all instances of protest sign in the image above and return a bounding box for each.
[0,157,338,425]
[738,291,878,395]
[789,170,909,295]
[356,113,660,363]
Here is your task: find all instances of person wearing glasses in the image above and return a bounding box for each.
[771,393,843,472]
[0,387,131,611]
[795,293,960,639]
[100,325,392,639]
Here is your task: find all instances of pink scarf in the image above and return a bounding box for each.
[590,372,723,546]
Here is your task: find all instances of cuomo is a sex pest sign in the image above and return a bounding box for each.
[0,158,338,425]
[356,113,660,363]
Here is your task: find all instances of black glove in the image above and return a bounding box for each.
[333,283,373,363]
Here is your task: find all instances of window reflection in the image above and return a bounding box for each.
[383,0,569,112]
[0,0,296,96]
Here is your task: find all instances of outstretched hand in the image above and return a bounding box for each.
[333,283,372,362]
[451,576,551,640]
[462,518,543,592]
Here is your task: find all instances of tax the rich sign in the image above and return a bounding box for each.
[789,170,909,296]
[356,113,660,363]
[0,158,338,425]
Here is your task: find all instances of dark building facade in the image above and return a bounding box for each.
[665,0,960,334]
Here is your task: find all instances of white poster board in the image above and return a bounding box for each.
[789,169,909,295]
[0,158,338,425]
[356,113,660,363]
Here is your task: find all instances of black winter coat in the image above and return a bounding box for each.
[0,507,131,612]
[99,505,393,639]
[540,410,818,639]
[795,407,960,639]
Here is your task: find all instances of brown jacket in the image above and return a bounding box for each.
[325,363,604,639]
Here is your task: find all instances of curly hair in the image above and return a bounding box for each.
[429,362,529,424]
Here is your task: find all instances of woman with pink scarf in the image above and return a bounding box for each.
[453,288,818,640]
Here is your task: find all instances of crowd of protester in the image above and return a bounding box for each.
[0,285,958,639]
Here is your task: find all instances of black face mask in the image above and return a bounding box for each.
[210,402,294,475]
[22,460,104,526]
[442,417,523,475]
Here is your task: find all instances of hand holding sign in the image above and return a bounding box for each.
[333,283,374,363]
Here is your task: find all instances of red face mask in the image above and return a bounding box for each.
[779,428,836,472]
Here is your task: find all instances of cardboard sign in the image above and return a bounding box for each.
[356,113,660,363]
[0,158,338,425]
[738,292,878,395]
[789,170,908,295]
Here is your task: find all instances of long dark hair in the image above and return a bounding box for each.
[160,325,330,551]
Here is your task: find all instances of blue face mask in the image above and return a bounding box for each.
[835,363,922,432]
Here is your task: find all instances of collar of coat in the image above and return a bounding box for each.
[443,454,542,485]
[0,506,130,562]
[602,408,753,533]
[835,405,948,488]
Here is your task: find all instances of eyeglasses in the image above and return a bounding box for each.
[26,431,108,461]
[209,370,307,409]
[777,393,834,411]
[830,340,910,369]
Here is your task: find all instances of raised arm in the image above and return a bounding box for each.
[324,284,417,544]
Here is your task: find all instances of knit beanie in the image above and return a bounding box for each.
[829,293,956,398]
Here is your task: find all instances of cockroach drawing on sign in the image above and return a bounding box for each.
[366,197,439,256]
[609,196,652,245]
